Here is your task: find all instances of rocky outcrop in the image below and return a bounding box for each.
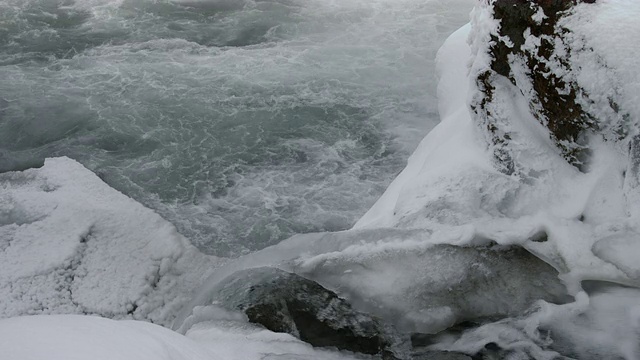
[206,267,405,358]
[471,0,618,173]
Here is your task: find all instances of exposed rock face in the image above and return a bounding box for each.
[472,0,610,173]
[207,267,404,358]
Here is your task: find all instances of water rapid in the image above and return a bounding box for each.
[0,0,473,255]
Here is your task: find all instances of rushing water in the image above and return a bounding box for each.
[0,0,472,256]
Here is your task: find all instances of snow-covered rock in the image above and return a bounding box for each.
[0,315,219,360]
[469,0,638,177]
[0,157,222,326]
[353,0,640,293]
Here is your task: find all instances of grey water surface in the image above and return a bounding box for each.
[0,0,472,255]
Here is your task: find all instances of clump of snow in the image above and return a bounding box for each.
[0,157,222,325]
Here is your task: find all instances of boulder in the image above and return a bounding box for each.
[205,267,404,358]
[295,243,571,335]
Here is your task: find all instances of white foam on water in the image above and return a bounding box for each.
[0,0,474,255]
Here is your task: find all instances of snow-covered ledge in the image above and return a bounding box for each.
[0,157,221,326]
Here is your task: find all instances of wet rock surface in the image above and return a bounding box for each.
[208,267,404,358]
[201,247,569,359]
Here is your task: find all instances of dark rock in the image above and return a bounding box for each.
[297,243,571,336]
[208,267,405,358]
[469,341,543,360]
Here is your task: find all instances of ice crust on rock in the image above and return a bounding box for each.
[0,157,222,325]
[432,287,640,360]
[188,267,402,357]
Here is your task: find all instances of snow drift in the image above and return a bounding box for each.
[0,314,365,360]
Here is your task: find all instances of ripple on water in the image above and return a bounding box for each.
[0,0,474,256]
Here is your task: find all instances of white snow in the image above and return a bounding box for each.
[0,315,218,360]
[186,318,364,360]
[0,314,363,360]
[531,6,547,25]
[434,287,640,360]
[0,157,222,325]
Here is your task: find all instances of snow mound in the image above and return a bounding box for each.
[186,318,366,360]
[0,314,364,360]
[0,157,221,325]
[434,286,640,360]
[0,315,218,360]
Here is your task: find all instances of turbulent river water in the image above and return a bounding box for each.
[0,0,472,256]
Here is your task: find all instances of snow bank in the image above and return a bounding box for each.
[186,318,365,360]
[0,315,218,360]
[0,157,221,325]
[0,158,380,359]
[177,1,640,358]
[0,314,363,360]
